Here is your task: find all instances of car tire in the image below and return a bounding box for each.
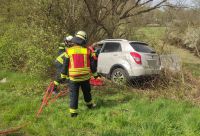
[111,68,129,85]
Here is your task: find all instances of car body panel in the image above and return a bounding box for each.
[95,39,161,78]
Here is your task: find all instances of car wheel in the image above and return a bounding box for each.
[111,68,129,85]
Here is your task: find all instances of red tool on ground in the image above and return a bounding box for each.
[90,77,104,86]
[36,82,68,117]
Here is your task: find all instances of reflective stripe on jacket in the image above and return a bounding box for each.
[58,43,65,55]
[56,52,65,64]
[65,46,91,81]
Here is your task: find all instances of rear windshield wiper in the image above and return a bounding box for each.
[150,51,156,53]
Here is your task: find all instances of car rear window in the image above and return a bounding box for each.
[130,42,156,53]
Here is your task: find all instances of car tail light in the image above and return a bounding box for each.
[130,52,142,64]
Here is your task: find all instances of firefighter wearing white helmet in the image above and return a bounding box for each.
[61,30,97,117]
[66,35,73,41]
[58,35,73,55]
[75,31,87,41]
[64,35,73,47]
[70,31,88,45]
[52,35,73,94]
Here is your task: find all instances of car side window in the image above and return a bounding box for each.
[101,42,122,53]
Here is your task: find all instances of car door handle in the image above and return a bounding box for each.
[113,54,118,56]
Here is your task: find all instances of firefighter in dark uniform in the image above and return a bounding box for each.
[88,43,98,70]
[61,31,98,117]
[53,35,73,93]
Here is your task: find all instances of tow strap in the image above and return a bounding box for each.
[36,82,68,117]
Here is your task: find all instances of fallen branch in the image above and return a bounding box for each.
[0,123,28,135]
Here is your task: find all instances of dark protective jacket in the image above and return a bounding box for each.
[58,43,66,56]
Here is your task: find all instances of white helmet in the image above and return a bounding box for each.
[65,35,73,42]
[75,31,87,41]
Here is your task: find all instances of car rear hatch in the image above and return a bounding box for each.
[130,42,160,70]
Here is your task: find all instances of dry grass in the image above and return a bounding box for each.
[121,69,200,105]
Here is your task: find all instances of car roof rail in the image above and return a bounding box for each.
[129,41,148,45]
[103,39,128,41]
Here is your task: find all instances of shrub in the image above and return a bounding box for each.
[164,25,200,57]
[183,28,200,56]
[0,23,59,77]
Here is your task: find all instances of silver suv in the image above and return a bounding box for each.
[95,39,161,84]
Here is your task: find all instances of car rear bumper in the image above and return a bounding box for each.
[129,68,161,77]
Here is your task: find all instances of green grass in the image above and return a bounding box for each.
[134,27,166,41]
[1,71,200,136]
[183,63,200,77]
[167,44,200,77]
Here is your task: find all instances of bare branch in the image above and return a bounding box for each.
[83,0,98,23]
[120,0,167,19]
[105,0,112,9]
[99,0,103,6]
[119,32,126,37]
[117,21,132,27]
[120,0,153,19]
[100,0,119,20]
[135,0,142,6]
[116,1,127,15]
[139,0,153,7]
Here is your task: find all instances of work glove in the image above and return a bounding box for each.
[93,73,101,79]
[60,74,68,83]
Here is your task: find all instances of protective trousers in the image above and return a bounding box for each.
[69,80,92,113]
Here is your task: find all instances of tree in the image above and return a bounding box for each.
[83,0,169,38]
